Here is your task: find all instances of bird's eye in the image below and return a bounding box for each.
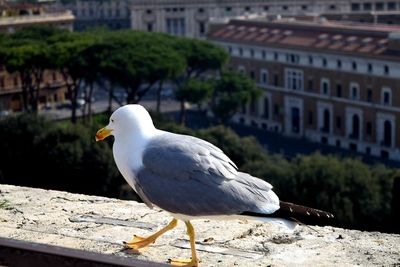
[111,119,114,123]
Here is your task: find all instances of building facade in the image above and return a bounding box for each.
[62,0,130,31]
[208,18,400,161]
[62,0,400,37]
[0,2,74,33]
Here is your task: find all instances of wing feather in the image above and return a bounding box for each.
[136,132,279,216]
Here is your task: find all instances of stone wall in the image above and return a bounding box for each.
[0,184,399,266]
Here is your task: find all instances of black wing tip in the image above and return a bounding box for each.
[241,201,335,226]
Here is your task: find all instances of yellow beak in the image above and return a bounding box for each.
[95,127,112,141]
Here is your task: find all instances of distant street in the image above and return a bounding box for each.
[39,85,181,121]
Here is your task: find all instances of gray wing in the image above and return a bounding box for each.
[136,132,279,217]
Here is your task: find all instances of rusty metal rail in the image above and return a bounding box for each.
[0,237,168,267]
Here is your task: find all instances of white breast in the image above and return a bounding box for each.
[112,138,145,193]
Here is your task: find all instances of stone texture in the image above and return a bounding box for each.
[0,184,399,266]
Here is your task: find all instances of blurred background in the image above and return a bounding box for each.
[0,0,399,234]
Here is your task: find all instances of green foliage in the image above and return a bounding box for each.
[0,115,123,197]
[212,71,262,122]
[175,79,213,104]
[175,38,228,77]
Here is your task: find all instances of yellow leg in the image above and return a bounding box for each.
[169,220,199,267]
[125,218,177,250]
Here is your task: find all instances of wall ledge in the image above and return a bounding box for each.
[0,184,399,266]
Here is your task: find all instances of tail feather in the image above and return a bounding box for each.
[275,201,335,226]
[242,201,335,226]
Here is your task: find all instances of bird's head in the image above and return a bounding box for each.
[95,104,155,142]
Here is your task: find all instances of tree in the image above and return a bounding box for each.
[175,79,213,124]
[48,31,98,123]
[99,31,185,105]
[0,27,59,112]
[212,71,261,123]
[174,38,228,80]
[171,38,228,124]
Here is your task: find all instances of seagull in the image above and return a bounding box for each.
[95,104,334,266]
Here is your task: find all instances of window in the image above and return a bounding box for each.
[368,63,373,73]
[274,104,279,116]
[225,6,232,12]
[302,5,308,10]
[273,74,279,86]
[351,3,360,11]
[245,6,251,12]
[262,50,266,59]
[352,61,357,71]
[0,76,4,88]
[336,116,341,129]
[285,69,304,91]
[350,83,359,100]
[336,84,342,97]
[308,79,313,91]
[388,2,397,10]
[384,65,389,75]
[249,96,258,115]
[147,23,153,32]
[260,69,268,85]
[308,111,313,125]
[329,4,336,10]
[146,9,152,14]
[250,70,255,80]
[383,120,392,147]
[366,122,372,136]
[263,6,269,11]
[363,3,372,10]
[199,22,205,35]
[227,46,232,54]
[282,5,288,10]
[274,52,278,61]
[239,47,243,56]
[289,54,299,64]
[382,87,391,106]
[375,2,384,10]
[308,55,313,65]
[367,88,372,102]
[198,7,204,13]
[166,18,186,35]
[321,78,330,95]
[264,97,270,119]
[322,58,327,67]
[337,60,342,69]
[250,49,255,58]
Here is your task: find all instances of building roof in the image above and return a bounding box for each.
[208,18,400,60]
